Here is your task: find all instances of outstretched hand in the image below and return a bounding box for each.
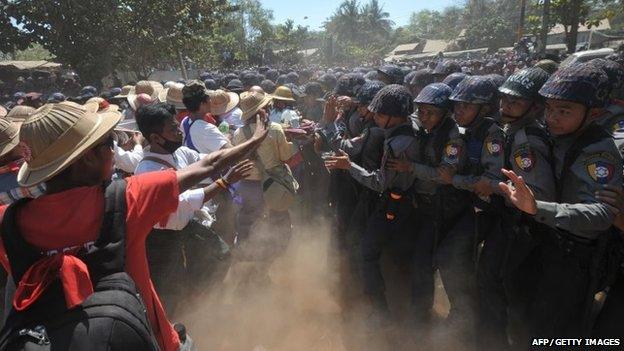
[498,168,537,215]
[223,159,255,184]
[252,114,269,141]
[324,149,351,170]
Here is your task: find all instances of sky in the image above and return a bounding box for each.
[259,0,460,30]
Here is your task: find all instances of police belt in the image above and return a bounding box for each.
[543,229,598,258]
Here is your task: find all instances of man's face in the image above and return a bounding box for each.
[274,100,287,110]
[500,94,533,120]
[159,116,183,144]
[417,104,445,132]
[81,133,115,183]
[453,102,480,127]
[544,99,587,136]
[357,104,374,121]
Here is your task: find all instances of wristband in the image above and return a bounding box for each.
[215,178,228,190]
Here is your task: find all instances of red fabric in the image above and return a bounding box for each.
[286,151,303,169]
[204,113,217,125]
[0,170,181,351]
[175,110,216,125]
[13,254,93,311]
[99,100,110,111]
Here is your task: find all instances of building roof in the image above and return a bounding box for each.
[0,60,61,70]
[393,43,420,54]
[548,19,610,35]
[422,39,448,53]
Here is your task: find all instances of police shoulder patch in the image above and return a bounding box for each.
[584,153,616,184]
[513,146,535,172]
[485,137,502,156]
[443,141,461,164]
[612,119,624,134]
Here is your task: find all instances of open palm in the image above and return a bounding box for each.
[498,169,538,215]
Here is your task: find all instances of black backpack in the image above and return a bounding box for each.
[0,181,159,351]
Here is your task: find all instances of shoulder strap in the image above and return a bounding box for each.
[182,117,198,151]
[1,198,39,283]
[141,156,177,170]
[557,123,611,200]
[474,117,495,142]
[83,180,128,281]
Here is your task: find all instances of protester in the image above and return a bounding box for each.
[231,91,298,258]
[0,101,269,351]
[180,81,230,153]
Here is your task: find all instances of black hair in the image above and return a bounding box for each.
[182,88,208,112]
[136,102,176,140]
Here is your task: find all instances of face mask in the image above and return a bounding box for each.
[159,135,182,153]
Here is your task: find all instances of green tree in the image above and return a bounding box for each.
[324,0,362,43]
[361,0,394,39]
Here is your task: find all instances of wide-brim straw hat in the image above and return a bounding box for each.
[127,80,164,110]
[159,83,186,110]
[0,106,7,118]
[5,105,36,124]
[0,118,20,158]
[85,97,119,113]
[240,91,272,122]
[271,85,296,102]
[209,90,240,116]
[17,101,122,187]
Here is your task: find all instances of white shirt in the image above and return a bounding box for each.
[269,108,300,127]
[220,107,243,129]
[184,118,229,154]
[113,142,143,174]
[135,146,212,230]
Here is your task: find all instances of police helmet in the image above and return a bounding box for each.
[538,62,610,108]
[368,84,413,118]
[354,80,386,105]
[441,72,468,90]
[449,76,498,105]
[498,67,550,101]
[414,83,453,110]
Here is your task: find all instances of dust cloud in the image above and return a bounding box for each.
[178,216,468,351]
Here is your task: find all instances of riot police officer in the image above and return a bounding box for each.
[423,76,505,345]
[325,85,421,328]
[500,63,623,339]
[387,83,474,337]
[477,67,555,350]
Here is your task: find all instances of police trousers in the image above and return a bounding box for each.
[414,196,475,326]
[361,196,419,312]
[478,210,546,350]
[528,233,594,340]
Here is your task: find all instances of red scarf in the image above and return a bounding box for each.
[13,254,94,311]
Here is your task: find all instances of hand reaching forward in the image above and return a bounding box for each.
[498,168,537,215]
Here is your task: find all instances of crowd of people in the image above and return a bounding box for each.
[0,49,622,351]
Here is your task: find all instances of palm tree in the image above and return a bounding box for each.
[324,0,361,43]
[362,0,394,38]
